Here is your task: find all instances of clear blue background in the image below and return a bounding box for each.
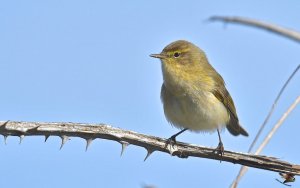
[0,1,299,187]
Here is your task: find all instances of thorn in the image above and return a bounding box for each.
[3,135,8,145]
[85,138,94,152]
[1,120,9,126]
[19,135,25,144]
[144,148,154,162]
[44,135,50,142]
[60,135,70,150]
[119,141,129,156]
[0,120,9,130]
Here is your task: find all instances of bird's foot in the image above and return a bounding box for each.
[166,135,177,147]
[214,141,224,157]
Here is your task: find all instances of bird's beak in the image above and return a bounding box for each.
[150,53,168,59]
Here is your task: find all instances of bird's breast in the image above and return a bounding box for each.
[161,84,229,132]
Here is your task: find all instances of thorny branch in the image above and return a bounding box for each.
[1,120,300,176]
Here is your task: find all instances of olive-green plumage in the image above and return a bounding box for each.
[151,40,248,137]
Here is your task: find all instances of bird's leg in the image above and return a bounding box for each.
[214,129,224,156]
[167,128,188,145]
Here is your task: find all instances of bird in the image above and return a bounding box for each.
[150,40,248,154]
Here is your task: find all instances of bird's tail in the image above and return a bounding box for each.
[226,116,249,136]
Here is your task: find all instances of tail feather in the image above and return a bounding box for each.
[226,115,249,136]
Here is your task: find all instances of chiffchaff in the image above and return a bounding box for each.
[150,40,248,153]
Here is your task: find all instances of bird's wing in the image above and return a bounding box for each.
[211,74,248,136]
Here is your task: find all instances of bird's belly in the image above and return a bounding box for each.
[163,91,229,132]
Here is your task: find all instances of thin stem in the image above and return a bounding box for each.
[231,96,300,188]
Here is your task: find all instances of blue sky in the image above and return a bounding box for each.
[0,1,299,187]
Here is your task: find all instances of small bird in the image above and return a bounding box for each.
[150,40,248,154]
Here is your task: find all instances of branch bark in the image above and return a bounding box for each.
[1,120,300,175]
[209,16,300,43]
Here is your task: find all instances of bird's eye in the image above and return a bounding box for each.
[173,52,181,58]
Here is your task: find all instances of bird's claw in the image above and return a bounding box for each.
[166,135,177,147]
[214,141,224,157]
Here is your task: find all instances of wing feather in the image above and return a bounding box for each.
[211,74,248,136]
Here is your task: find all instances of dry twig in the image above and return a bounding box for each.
[231,96,300,188]
[209,16,300,43]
